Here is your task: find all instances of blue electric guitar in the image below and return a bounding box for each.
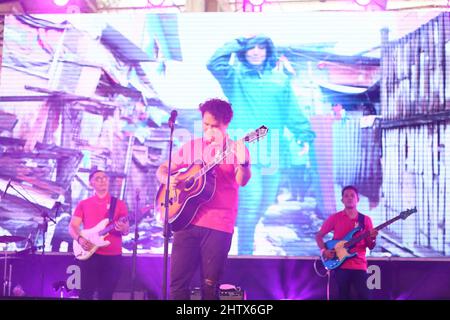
[321,207,417,270]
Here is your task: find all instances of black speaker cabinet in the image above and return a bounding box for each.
[190,287,245,300]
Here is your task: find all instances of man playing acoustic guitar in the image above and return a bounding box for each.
[316,185,378,300]
[69,169,129,300]
[156,98,251,300]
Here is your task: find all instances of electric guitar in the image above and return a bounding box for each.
[73,216,128,260]
[321,207,417,270]
[155,125,268,232]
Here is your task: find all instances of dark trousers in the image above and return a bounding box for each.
[334,268,370,300]
[79,253,122,300]
[169,225,232,300]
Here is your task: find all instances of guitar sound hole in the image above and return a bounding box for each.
[185,178,194,189]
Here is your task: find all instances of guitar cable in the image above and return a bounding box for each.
[313,257,331,301]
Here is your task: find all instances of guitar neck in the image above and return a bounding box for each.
[374,215,402,232]
[99,217,128,236]
[188,125,267,181]
[193,138,243,179]
[344,215,401,248]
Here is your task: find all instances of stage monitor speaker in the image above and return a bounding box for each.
[190,286,246,300]
[113,291,147,300]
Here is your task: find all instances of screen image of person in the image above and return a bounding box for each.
[207,34,316,255]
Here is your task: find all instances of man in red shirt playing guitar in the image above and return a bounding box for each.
[156,98,252,300]
[69,169,129,300]
[316,185,378,300]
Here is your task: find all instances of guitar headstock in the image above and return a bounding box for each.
[244,125,268,143]
[400,207,417,220]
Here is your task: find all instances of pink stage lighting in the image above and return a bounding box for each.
[354,0,387,10]
[54,0,70,6]
[148,0,165,6]
[243,0,266,11]
[354,0,372,5]
[248,0,265,5]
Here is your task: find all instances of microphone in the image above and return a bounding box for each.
[54,201,62,218]
[1,179,12,201]
[135,189,140,202]
[168,110,178,127]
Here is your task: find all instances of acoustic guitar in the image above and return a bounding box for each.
[155,125,268,232]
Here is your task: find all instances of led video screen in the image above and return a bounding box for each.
[0,11,442,258]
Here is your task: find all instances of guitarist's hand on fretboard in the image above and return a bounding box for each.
[114,217,130,235]
[230,139,248,165]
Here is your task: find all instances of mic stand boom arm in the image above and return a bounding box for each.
[7,182,56,250]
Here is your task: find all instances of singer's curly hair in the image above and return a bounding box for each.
[199,98,233,125]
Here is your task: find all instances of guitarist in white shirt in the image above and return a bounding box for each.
[156,98,251,300]
[315,185,378,300]
[69,169,129,300]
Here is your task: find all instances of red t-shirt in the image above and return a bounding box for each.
[171,138,250,233]
[319,210,374,270]
[73,193,128,255]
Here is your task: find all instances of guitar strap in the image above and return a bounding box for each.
[108,196,117,221]
[357,212,365,230]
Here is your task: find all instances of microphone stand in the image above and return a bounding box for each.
[7,182,56,297]
[162,113,176,300]
[130,190,140,300]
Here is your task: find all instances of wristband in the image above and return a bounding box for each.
[239,161,250,168]
[77,235,83,243]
